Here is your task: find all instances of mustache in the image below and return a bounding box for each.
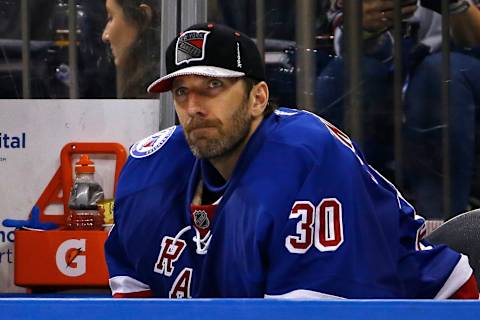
[185,118,221,132]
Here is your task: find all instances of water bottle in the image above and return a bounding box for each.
[66,154,104,230]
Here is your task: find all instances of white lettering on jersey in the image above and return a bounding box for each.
[315,198,344,252]
[285,201,315,253]
[154,236,187,277]
[169,268,193,298]
[286,199,344,254]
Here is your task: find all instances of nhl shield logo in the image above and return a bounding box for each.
[193,210,210,230]
[176,30,210,65]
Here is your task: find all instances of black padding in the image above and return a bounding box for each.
[425,209,480,289]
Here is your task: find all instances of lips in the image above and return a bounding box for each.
[186,118,220,131]
[188,126,217,139]
[189,125,215,131]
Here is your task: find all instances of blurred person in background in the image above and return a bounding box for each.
[210,0,333,107]
[213,0,414,174]
[102,0,160,98]
[0,0,55,40]
[315,0,417,178]
[0,0,113,98]
[403,0,480,219]
[315,0,480,219]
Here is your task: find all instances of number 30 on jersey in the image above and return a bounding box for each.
[285,198,343,253]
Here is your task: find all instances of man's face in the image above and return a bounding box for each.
[172,75,253,159]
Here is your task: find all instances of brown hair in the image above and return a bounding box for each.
[115,0,160,98]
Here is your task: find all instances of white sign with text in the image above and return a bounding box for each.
[0,99,162,293]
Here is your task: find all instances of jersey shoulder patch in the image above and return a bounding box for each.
[130,126,177,158]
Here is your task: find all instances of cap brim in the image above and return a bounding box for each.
[147,66,245,93]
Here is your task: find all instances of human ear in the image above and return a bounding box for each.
[139,4,153,25]
[250,81,269,117]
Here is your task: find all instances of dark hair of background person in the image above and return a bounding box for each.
[115,0,160,98]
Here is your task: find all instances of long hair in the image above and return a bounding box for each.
[116,0,160,98]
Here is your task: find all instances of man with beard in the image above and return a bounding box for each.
[104,23,478,299]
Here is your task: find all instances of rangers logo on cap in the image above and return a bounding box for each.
[176,30,210,65]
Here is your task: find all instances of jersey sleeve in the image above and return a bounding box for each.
[104,201,153,298]
[263,124,476,299]
[448,273,479,299]
[394,195,475,299]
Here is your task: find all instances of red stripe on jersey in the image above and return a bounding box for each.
[448,274,479,299]
[113,290,154,298]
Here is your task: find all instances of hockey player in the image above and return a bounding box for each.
[105,23,478,299]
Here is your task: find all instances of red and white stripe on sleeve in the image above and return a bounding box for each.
[109,276,154,298]
[434,254,479,299]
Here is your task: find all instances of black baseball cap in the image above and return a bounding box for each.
[147,23,266,93]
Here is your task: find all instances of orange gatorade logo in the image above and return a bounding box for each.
[55,239,87,277]
[15,231,109,286]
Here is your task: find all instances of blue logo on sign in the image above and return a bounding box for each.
[0,132,26,149]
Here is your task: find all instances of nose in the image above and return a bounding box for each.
[102,26,109,43]
[185,92,207,118]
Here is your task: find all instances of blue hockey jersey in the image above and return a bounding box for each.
[105,108,473,299]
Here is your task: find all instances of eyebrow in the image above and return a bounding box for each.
[171,77,240,90]
[170,80,185,91]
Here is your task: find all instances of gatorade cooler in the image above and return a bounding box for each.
[14,142,126,290]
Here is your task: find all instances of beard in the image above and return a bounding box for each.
[184,99,253,160]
